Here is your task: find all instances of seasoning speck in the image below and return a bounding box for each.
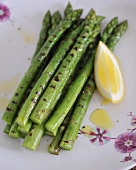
[17,27,21,31]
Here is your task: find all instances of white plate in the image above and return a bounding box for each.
[0,0,136,170]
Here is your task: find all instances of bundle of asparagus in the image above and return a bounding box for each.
[2,2,128,154]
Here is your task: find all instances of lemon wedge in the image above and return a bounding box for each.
[94,41,125,103]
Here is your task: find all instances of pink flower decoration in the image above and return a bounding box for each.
[89,127,111,146]
[114,132,136,153]
[0,3,10,22]
[131,116,136,127]
[128,112,136,127]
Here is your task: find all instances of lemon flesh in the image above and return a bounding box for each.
[94,41,125,103]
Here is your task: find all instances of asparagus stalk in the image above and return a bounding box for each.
[48,11,62,35]
[48,109,72,155]
[9,118,20,139]
[16,24,84,127]
[2,10,82,125]
[45,24,100,137]
[22,11,98,150]
[64,2,73,17]
[106,20,128,50]
[27,12,63,99]
[22,95,60,151]
[45,26,100,135]
[101,17,118,43]
[23,123,44,151]
[44,129,55,137]
[32,10,51,59]
[20,132,27,139]
[23,47,89,149]
[30,15,96,125]
[45,49,96,133]
[31,11,62,82]
[17,120,32,134]
[59,75,95,150]
[48,126,64,154]
[3,124,11,134]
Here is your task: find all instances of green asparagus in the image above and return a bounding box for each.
[30,17,96,125]
[9,119,20,139]
[44,129,55,137]
[48,109,72,155]
[33,10,51,59]
[22,94,60,150]
[16,24,84,127]
[31,11,61,84]
[101,17,118,43]
[17,120,32,134]
[20,132,27,139]
[64,2,73,17]
[86,9,104,25]
[3,124,11,134]
[45,25,100,134]
[106,20,128,50]
[48,11,62,35]
[86,9,96,21]
[2,10,82,125]
[95,16,105,23]
[23,13,98,150]
[45,50,96,133]
[59,75,95,150]
[23,123,44,151]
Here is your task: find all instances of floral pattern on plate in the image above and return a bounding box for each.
[0,3,10,22]
[80,112,136,163]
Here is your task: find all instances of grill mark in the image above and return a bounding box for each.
[40,85,44,90]
[54,76,60,82]
[74,47,78,51]
[29,133,32,136]
[12,101,17,104]
[31,99,37,103]
[77,104,83,108]
[82,36,86,39]
[50,85,56,89]
[71,53,74,57]
[6,107,12,111]
[36,91,40,95]
[66,59,70,62]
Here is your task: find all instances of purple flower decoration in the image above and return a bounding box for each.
[0,3,10,22]
[89,127,111,146]
[131,116,136,127]
[128,112,136,127]
[121,153,136,163]
[114,132,136,153]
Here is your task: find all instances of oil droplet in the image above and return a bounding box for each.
[18,29,36,44]
[101,99,111,106]
[90,108,114,130]
[82,125,92,137]
[0,97,9,112]
[0,75,20,94]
